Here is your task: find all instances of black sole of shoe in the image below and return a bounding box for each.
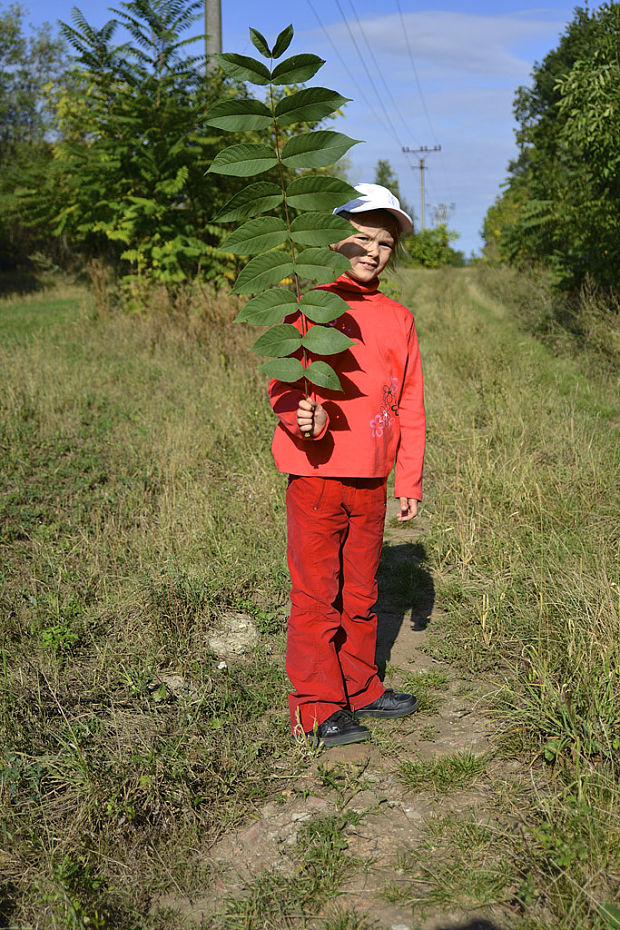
[356,697,419,719]
[320,730,371,747]
[293,729,371,748]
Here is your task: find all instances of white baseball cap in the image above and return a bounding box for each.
[333,183,413,234]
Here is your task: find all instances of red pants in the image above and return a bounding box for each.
[286,475,387,733]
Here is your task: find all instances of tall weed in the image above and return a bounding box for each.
[400,266,619,927]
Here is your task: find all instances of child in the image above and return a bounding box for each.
[268,183,425,747]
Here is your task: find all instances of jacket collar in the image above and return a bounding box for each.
[330,273,380,295]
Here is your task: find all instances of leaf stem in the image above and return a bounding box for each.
[269,81,309,401]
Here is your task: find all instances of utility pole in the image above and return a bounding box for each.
[205,0,222,71]
[402,145,441,231]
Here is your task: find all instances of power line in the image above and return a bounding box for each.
[345,0,416,146]
[305,0,388,135]
[394,0,436,145]
[333,0,404,149]
[395,0,453,207]
[345,0,437,214]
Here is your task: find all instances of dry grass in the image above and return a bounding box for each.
[0,282,291,927]
[394,266,619,928]
[0,267,618,928]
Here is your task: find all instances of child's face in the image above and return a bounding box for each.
[332,213,397,283]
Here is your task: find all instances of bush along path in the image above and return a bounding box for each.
[157,267,619,930]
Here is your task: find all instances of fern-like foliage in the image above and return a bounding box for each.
[207,25,362,392]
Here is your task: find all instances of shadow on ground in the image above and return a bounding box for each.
[375,541,435,677]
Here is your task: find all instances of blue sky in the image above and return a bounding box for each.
[22,0,599,255]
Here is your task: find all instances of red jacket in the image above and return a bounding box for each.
[268,274,425,500]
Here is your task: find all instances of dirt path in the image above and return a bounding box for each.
[177,512,529,930]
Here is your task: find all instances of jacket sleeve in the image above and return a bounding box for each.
[267,378,330,442]
[394,318,425,500]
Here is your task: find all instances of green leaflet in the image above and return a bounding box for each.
[249,27,271,57]
[232,251,295,294]
[281,131,361,169]
[286,176,359,211]
[302,325,354,355]
[215,182,283,222]
[216,52,271,85]
[271,54,325,85]
[236,287,297,325]
[275,87,351,127]
[305,360,343,392]
[204,98,272,131]
[290,213,354,246]
[220,217,287,255]
[208,143,278,177]
[260,356,304,382]
[299,289,350,323]
[272,25,293,59]
[208,24,360,393]
[295,248,350,283]
[251,323,302,357]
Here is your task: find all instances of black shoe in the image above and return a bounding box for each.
[355,689,418,719]
[303,709,371,748]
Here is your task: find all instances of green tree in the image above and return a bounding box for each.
[0,3,66,269]
[7,0,254,290]
[0,3,65,154]
[407,224,463,268]
[483,3,620,290]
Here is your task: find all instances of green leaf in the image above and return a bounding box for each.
[299,289,350,323]
[275,88,351,127]
[272,24,294,59]
[232,251,295,294]
[286,176,360,211]
[249,27,271,57]
[281,131,361,169]
[251,323,302,357]
[271,54,324,85]
[236,288,297,325]
[204,98,272,131]
[302,325,354,355]
[295,247,350,283]
[208,144,278,177]
[260,356,304,382]
[214,182,283,222]
[290,213,354,246]
[216,52,271,85]
[305,360,342,391]
[220,217,287,255]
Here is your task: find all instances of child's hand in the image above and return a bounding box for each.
[397,498,418,522]
[296,398,327,438]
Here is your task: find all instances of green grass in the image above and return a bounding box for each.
[399,669,449,714]
[382,811,515,921]
[399,750,490,793]
[0,281,92,340]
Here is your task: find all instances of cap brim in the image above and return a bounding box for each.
[334,202,413,234]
